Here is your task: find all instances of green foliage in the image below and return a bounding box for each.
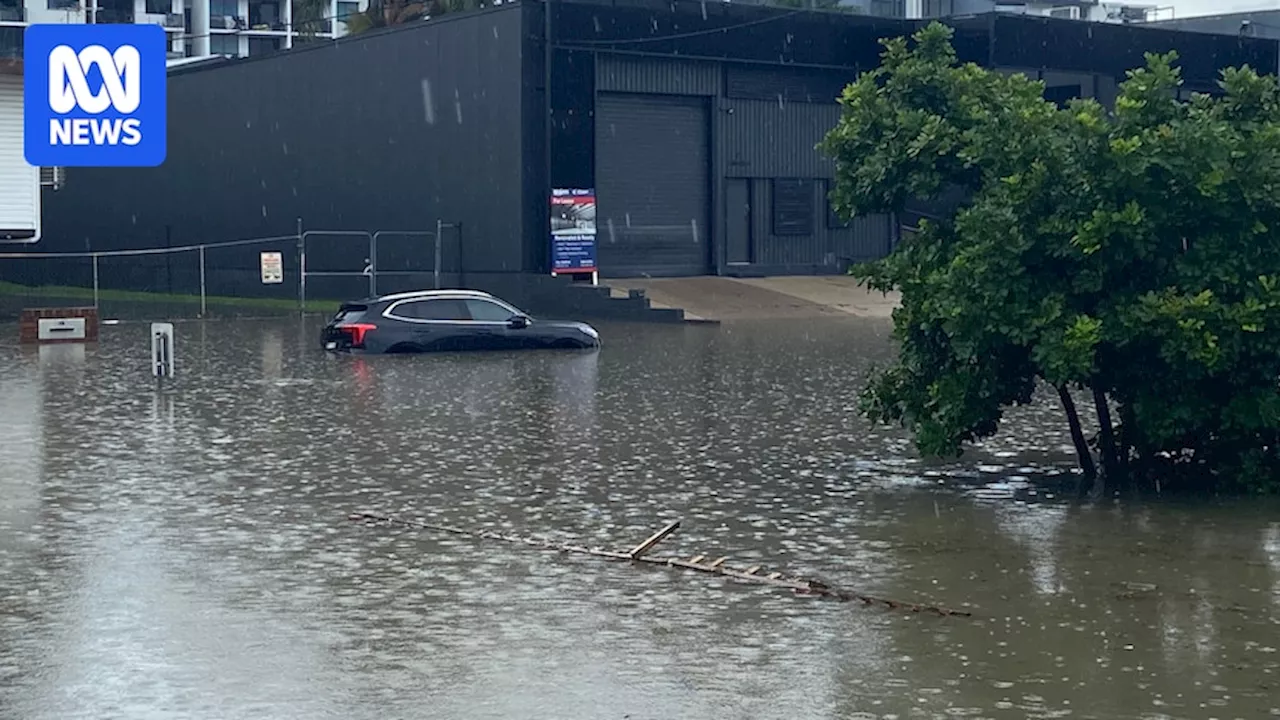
[341,0,485,35]
[821,22,1280,493]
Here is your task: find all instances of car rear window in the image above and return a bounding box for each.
[333,304,368,322]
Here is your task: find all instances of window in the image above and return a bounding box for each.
[144,0,170,14]
[247,36,281,56]
[466,299,514,322]
[772,179,815,236]
[248,0,279,27]
[209,34,239,56]
[393,298,470,321]
[337,1,360,26]
[209,0,237,20]
[0,26,21,56]
[47,0,78,9]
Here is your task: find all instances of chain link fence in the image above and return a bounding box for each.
[0,221,463,320]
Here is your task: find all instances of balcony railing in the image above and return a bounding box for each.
[0,6,24,21]
[211,14,248,29]
[141,12,184,27]
[94,8,136,23]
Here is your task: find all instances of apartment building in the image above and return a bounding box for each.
[188,0,368,57]
[912,0,1170,22]
[0,0,368,60]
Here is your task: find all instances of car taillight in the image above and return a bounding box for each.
[337,323,377,347]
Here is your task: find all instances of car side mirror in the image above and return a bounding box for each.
[508,315,530,329]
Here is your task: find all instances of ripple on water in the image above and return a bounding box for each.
[0,318,1277,720]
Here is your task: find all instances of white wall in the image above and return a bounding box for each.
[0,75,41,243]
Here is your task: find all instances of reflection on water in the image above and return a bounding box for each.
[0,317,1278,720]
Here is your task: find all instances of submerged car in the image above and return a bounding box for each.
[320,289,601,354]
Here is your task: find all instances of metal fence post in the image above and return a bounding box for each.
[297,217,306,312]
[456,221,464,287]
[91,254,100,309]
[368,232,377,297]
[198,245,207,317]
[434,218,443,290]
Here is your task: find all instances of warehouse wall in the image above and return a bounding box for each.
[30,4,530,300]
[586,54,893,278]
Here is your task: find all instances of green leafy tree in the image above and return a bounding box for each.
[820,22,1280,494]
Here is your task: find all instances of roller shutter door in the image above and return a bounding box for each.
[595,93,710,277]
[0,76,40,242]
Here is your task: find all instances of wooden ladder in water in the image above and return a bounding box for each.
[348,511,972,617]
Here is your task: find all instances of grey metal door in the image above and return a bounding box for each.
[595,93,712,277]
[725,178,752,264]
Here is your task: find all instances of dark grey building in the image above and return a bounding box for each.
[29,0,1279,300]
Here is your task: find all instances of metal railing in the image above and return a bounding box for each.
[0,219,464,315]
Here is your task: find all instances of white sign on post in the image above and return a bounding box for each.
[260,251,284,284]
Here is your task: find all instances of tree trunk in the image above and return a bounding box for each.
[1057,384,1096,480]
[1092,384,1122,491]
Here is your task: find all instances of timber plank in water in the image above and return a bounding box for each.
[348,511,971,618]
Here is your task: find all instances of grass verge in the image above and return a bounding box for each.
[0,281,338,314]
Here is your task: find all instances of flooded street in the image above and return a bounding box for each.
[1,317,1278,720]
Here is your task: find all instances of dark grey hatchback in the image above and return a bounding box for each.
[320,289,601,354]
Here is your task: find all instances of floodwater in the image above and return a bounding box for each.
[1,317,1278,720]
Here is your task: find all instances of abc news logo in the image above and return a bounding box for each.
[24,24,167,167]
[48,44,143,147]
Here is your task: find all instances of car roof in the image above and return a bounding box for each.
[348,289,500,305]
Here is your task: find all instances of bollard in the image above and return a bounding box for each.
[151,322,175,383]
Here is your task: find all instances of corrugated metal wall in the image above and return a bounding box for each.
[721,100,840,179]
[591,54,894,275]
[746,180,892,267]
[33,6,529,297]
[595,93,712,276]
[596,55,720,96]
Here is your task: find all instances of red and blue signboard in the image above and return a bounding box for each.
[550,188,597,274]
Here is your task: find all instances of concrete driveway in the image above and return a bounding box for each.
[601,275,900,322]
